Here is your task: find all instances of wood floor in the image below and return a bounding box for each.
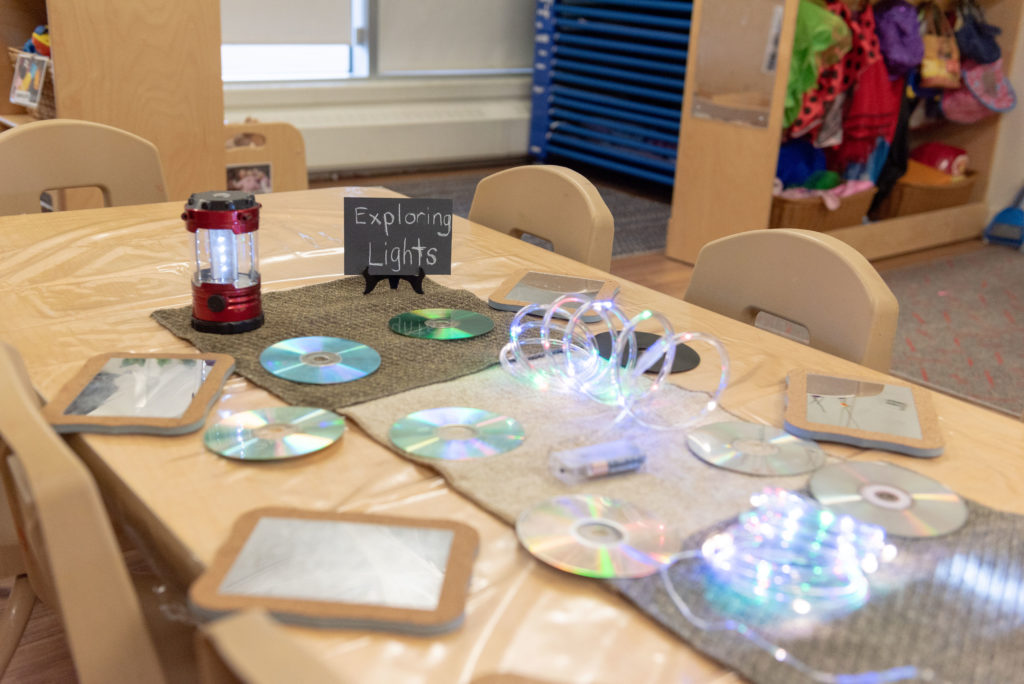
[0,167,987,683]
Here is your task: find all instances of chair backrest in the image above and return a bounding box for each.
[0,342,167,684]
[683,228,899,372]
[468,165,615,271]
[225,122,308,193]
[0,119,168,215]
[196,609,344,684]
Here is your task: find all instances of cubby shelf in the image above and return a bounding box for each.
[1,0,225,202]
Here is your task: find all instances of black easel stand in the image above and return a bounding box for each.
[361,267,426,295]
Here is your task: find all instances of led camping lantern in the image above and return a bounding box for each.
[183,191,264,334]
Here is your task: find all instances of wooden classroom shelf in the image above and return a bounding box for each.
[666,0,1024,264]
[0,0,225,202]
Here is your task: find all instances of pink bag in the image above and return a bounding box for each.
[941,58,1016,123]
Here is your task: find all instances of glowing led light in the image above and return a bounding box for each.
[657,493,922,684]
[700,488,892,617]
[499,294,730,430]
[208,230,238,283]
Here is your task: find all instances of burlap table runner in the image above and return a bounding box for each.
[341,364,820,542]
[614,498,1024,684]
[152,277,516,409]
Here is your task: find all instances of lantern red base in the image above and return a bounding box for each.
[191,281,263,334]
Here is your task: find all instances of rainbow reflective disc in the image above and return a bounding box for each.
[810,461,968,538]
[259,336,380,384]
[204,407,346,461]
[389,309,494,340]
[686,421,827,476]
[388,407,524,460]
[515,494,680,579]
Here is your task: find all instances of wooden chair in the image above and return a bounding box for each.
[225,121,308,193]
[0,119,168,215]
[0,458,33,680]
[195,609,344,684]
[683,228,899,372]
[0,341,195,683]
[468,165,615,271]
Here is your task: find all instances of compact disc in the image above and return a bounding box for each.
[515,494,679,579]
[388,407,524,460]
[204,407,346,461]
[809,461,968,538]
[259,336,380,384]
[389,309,494,340]
[686,421,827,476]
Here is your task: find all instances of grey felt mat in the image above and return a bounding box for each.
[151,277,516,409]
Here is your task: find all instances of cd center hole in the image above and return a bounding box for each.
[254,424,296,440]
[576,521,624,545]
[425,319,454,329]
[436,424,478,441]
[875,491,900,503]
[300,351,343,366]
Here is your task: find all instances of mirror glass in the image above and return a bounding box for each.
[507,271,607,305]
[64,357,218,419]
[218,517,455,610]
[690,0,784,127]
[804,373,923,440]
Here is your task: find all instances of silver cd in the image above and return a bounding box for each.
[515,494,680,579]
[204,407,346,461]
[686,421,827,476]
[809,461,968,538]
[388,407,524,460]
[259,336,380,384]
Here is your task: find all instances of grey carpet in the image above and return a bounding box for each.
[881,246,1024,417]
[357,171,670,257]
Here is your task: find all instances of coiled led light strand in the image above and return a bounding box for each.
[659,489,923,683]
[499,294,729,430]
[701,488,897,616]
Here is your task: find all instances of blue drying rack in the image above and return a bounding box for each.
[529,0,693,187]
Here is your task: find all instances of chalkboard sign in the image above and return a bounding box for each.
[344,197,453,276]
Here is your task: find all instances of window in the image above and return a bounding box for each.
[221,0,355,82]
[221,0,533,83]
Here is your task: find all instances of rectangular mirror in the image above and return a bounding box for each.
[43,352,235,435]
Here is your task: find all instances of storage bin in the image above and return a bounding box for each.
[7,47,55,119]
[873,171,977,219]
[769,187,877,231]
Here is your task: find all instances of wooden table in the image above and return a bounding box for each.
[1,188,1022,683]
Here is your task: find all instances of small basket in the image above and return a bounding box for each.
[873,171,977,219]
[7,47,56,120]
[769,187,877,231]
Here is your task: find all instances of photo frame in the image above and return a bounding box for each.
[783,369,944,458]
[8,51,49,108]
[226,163,273,194]
[190,507,480,634]
[42,352,235,435]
